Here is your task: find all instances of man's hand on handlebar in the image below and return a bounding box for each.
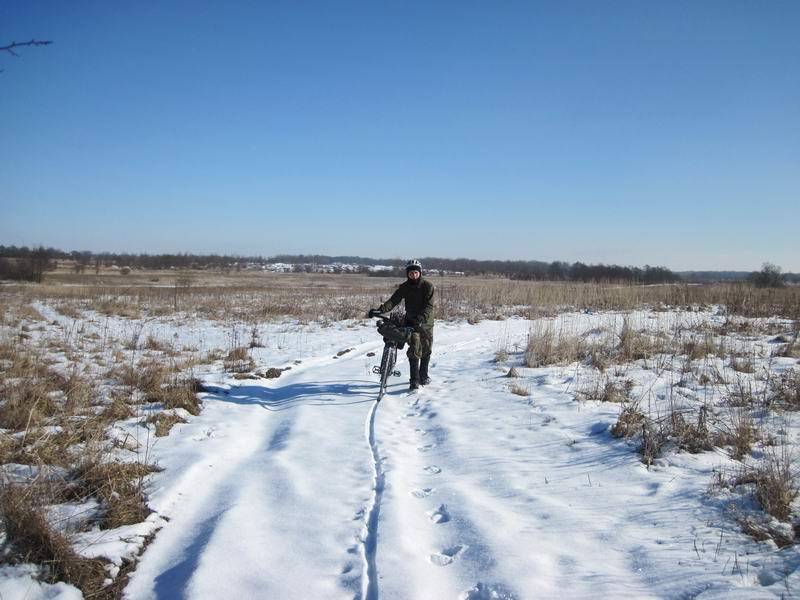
[368,308,381,318]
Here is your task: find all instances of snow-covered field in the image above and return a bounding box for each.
[2,304,799,599]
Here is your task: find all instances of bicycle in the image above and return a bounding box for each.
[370,313,413,401]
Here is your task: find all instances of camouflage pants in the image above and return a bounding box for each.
[407,327,433,361]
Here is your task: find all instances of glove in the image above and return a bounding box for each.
[368,308,380,318]
[406,316,418,328]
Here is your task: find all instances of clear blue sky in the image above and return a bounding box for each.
[2,1,798,270]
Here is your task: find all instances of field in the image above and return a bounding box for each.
[1,271,799,599]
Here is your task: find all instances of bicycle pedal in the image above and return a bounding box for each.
[372,366,382,374]
[392,370,401,377]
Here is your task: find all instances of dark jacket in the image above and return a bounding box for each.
[379,278,435,330]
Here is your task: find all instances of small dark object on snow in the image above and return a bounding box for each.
[336,348,352,357]
[262,368,283,379]
[367,352,376,357]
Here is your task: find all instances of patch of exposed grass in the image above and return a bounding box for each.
[70,458,157,529]
[224,346,254,373]
[616,319,661,362]
[509,383,530,397]
[715,407,756,461]
[769,369,800,409]
[147,412,187,437]
[735,448,798,522]
[0,484,109,593]
[611,404,645,439]
[525,323,590,367]
[578,376,630,403]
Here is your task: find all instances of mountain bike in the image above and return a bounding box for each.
[371,313,413,401]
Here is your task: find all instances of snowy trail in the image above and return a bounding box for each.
[121,317,795,600]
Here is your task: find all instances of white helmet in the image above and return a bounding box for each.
[406,259,422,274]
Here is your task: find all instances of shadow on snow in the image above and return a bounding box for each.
[202,379,408,412]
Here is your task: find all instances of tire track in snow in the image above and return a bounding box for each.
[361,398,384,600]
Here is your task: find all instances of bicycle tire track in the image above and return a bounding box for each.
[360,398,384,600]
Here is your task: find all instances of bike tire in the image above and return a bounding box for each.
[377,344,393,401]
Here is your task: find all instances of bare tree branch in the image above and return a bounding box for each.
[0,39,52,72]
[1,39,53,57]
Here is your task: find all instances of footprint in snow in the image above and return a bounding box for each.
[423,465,442,475]
[410,488,435,498]
[427,504,450,524]
[429,545,467,566]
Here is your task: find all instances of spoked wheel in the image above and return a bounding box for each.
[377,344,397,402]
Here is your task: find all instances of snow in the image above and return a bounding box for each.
[3,308,799,598]
[0,565,82,600]
[123,314,798,599]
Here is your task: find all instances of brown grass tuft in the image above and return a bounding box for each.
[71,458,156,529]
[147,412,188,437]
[611,404,645,439]
[224,346,255,373]
[525,323,590,367]
[0,484,109,592]
[509,383,530,397]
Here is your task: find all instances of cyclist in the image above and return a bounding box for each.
[369,259,435,390]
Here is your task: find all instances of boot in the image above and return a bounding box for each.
[409,358,420,390]
[420,357,431,386]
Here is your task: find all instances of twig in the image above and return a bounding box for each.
[1,39,53,57]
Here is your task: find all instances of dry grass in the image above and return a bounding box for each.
[611,403,645,438]
[769,369,800,409]
[681,334,721,361]
[616,318,662,362]
[509,383,530,397]
[0,484,109,594]
[224,346,255,373]
[718,406,757,460]
[109,363,201,415]
[578,376,631,403]
[524,323,591,367]
[70,458,157,529]
[668,408,714,454]
[735,447,798,522]
[147,412,188,437]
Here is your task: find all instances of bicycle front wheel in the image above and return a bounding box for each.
[378,344,393,401]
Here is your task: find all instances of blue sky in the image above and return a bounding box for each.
[1,1,798,270]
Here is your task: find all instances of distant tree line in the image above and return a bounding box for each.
[1,245,796,286]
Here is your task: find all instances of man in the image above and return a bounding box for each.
[369,259,435,390]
